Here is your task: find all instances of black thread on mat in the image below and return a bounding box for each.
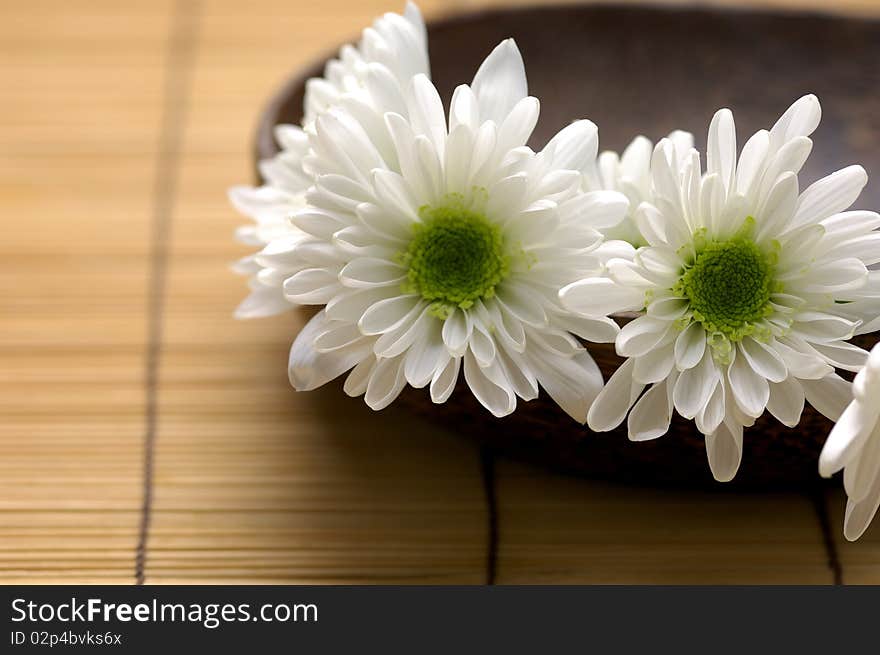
[480,447,499,585]
[810,485,843,585]
[136,0,200,585]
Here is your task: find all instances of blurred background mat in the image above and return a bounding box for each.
[1,0,880,585]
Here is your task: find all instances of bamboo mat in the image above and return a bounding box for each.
[2,0,880,585]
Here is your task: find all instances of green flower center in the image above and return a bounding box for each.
[674,228,778,343]
[400,195,509,318]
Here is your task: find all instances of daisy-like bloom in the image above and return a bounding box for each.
[281,39,629,419]
[819,343,880,540]
[229,2,428,318]
[561,94,880,481]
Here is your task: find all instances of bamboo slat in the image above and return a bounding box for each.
[0,0,174,583]
[144,0,487,584]
[2,0,879,586]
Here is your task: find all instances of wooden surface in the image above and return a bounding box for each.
[1,0,879,585]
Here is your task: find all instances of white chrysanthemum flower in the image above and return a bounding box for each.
[561,94,880,481]
[279,39,628,419]
[819,343,880,540]
[229,2,429,318]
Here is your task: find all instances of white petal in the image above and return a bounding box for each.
[707,108,736,194]
[801,373,852,422]
[674,322,706,370]
[633,344,675,384]
[232,255,262,277]
[385,112,432,202]
[449,84,480,132]
[469,322,497,367]
[442,308,472,357]
[343,357,375,397]
[559,278,644,317]
[283,268,340,304]
[628,382,673,441]
[529,347,602,423]
[728,347,770,418]
[463,351,516,417]
[292,208,350,240]
[774,337,834,380]
[363,63,408,117]
[843,469,880,541]
[543,119,599,173]
[668,130,695,160]
[356,201,412,243]
[494,346,539,401]
[496,96,540,153]
[844,425,880,504]
[467,121,499,187]
[646,296,689,321]
[796,258,867,294]
[313,109,385,185]
[532,170,581,200]
[486,174,528,222]
[430,355,461,404]
[768,94,821,150]
[766,377,805,428]
[818,400,877,477]
[792,165,868,227]
[470,38,527,124]
[793,312,857,344]
[830,232,880,266]
[444,123,474,191]
[754,171,798,243]
[705,421,744,482]
[700,173,726,237]
[811,341,869,373]
[617,316,673,358]
[633,202,670,247]
[735,129,770,198]
[619,134,652,180]
[553,314,619,344]
[288,311,372,391]
[314,173,372,211]
[339,257,406,288]
[821,210,880,241]
[673,347,719,419]
[431,357,461,404]
[405,74,447,153]
[234,285,293,319]
[404,320,446,388]
[373,304,432,358]
[358,294,421,335]
[325,288,393,323]
[370,168,419,226]
[229,185,298,227]
[696,378,725,435]
[364,356,408,410]
[563,190,629,230]
[333,225,397,259]
[314,322,365,352]
[495,283,547,327]
[761,136,813,189]
[739,337,787,383]
[587,358,644,431]
[274,123,308,152]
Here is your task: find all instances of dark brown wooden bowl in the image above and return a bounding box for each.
[255,4,880,488]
